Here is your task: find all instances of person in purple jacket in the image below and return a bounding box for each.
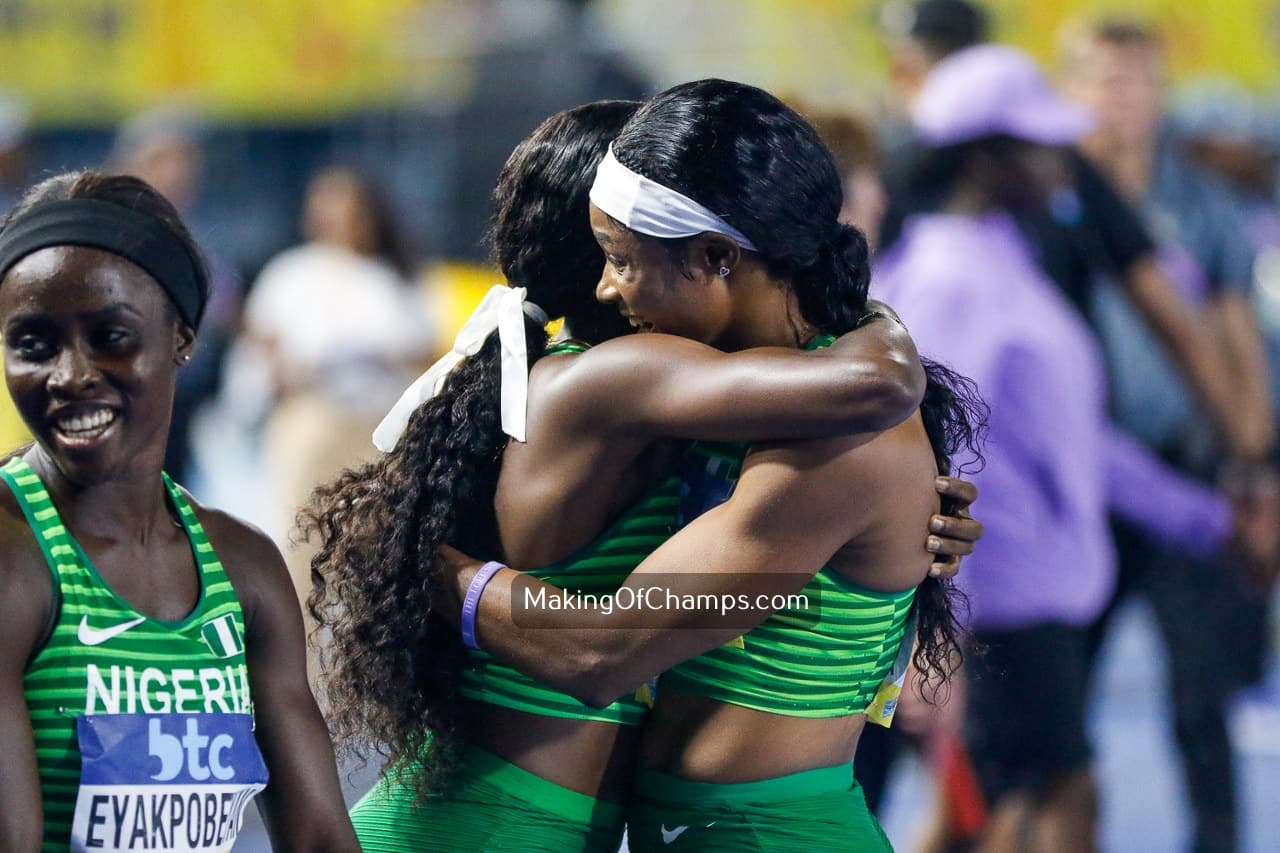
[872,45,1276,853]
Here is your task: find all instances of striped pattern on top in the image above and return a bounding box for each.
[5,456,254,851]
[660,564,916,717]
[459,338,678,725]
[662,333,919,719]
[459,473,680,725]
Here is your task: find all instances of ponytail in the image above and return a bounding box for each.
[793,223,872,336]
[301,314,550,796]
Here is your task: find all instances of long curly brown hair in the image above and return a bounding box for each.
[299,101,640,795]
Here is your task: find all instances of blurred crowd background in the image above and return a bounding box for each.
[2,1,1280,851]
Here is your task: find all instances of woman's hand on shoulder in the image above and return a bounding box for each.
[926,476,983,580]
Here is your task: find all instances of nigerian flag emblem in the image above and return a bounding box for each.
[201,614,245,659]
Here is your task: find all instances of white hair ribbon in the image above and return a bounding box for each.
[372,285,547,452]
[589,144,759,251]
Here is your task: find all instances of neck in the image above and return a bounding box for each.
[27,448,175,544]
[715,263,818,351]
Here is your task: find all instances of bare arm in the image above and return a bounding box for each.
[449,434,878,708]
[0,549,51,852]
[215,518,360,853]
[1125,257,1260,456]
[549,312,924,444]
[1211,291,1275,460]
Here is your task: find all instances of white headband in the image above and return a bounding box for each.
[372,285,547,451]
[589,144,759,251]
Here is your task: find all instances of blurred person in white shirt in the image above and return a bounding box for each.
[240,165,430,601]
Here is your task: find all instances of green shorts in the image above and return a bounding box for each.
[350,744,625,852]
[627,762,892,852]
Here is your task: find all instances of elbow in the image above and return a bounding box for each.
[562,648,635,709]
[847,356,926,432]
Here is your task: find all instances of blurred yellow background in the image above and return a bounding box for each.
[0,0,1275,123]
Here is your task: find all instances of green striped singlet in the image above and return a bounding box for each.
[661,334,918,718]
[6,456,261,851]
[458,341,680,725]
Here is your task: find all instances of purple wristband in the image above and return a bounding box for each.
[461,561,506,650]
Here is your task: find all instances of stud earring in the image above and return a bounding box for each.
[718,266,731,277]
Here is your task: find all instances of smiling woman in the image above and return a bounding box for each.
[0,171,359,853]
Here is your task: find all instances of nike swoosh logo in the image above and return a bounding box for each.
[661,824,688,844]
[78,615,146,646]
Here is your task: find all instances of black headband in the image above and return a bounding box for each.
[0,198,208,329]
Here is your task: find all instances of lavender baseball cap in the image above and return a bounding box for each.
[912,44,1094,147]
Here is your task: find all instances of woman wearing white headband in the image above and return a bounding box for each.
[306,98,981,851]
[430,80,988,852]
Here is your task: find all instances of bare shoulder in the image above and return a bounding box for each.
[0,481,52,588]
[182,494,286,575]
[177,493,291,624]
[0,481,57,665]
[521,341,654,473]
[781,415,940,590]
[743,414,937,538]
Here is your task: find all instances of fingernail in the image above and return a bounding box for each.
[930,517,945,532]
[929,566,942,577]
[927,536,942,550]
[935,477,948,489]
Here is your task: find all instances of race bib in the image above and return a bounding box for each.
[71,713,268,852]
[865,610,918,728]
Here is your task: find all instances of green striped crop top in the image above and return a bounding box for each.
[6,456,267,851]
[459,340,680,726]
[661,334,918,719]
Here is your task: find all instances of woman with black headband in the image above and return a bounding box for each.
[0,172,359,851]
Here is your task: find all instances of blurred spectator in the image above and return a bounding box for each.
[1061,19,1278,853]
[879,1,1255,457]
[1061,20,1274,464]
[808,110,890,248]
[873,45,1269,853]
[109,104,244,485]
[1176,82,1280,426]
[1176,81,1280,608]
[880,0,992,117]
[438,0,648,258]
[0,94,31,214]
[236,165,430,600]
